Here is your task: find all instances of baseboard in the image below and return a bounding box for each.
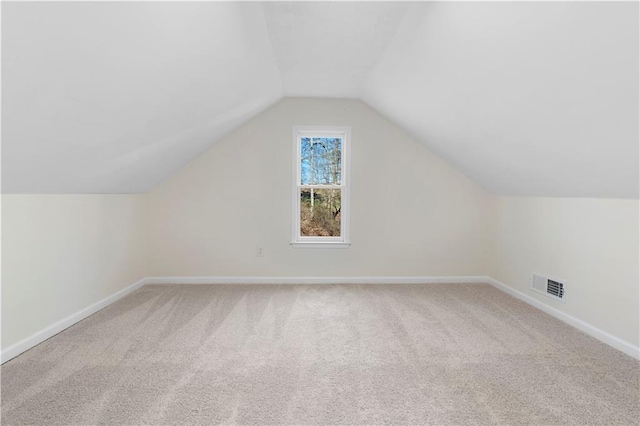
[485,276,640,360]
[146,275,638,359]
[4,275,637,363]
[0,277,147,364]
[144,276,489,285]
[0,275,485,363]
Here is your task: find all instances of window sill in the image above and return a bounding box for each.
[290,241,351,249]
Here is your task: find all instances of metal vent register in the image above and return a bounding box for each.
[532,273,565,301]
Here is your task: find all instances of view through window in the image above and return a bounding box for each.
[293,127,350,246]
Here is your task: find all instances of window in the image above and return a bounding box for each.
[292,126,350,248]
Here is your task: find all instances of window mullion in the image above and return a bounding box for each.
[293,127,349,245]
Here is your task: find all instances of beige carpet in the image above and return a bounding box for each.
[1,283,638,425]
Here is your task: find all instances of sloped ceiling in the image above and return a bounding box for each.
[263,2,408,98]
[2,2,638,198]
[2,2,282,193]
[363,2,639,199]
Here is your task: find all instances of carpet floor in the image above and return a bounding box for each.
[1,283,638,425]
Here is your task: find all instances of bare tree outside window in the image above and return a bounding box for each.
[299,137,342,236]
[292,127,349,247]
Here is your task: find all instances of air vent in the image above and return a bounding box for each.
[532,273,566,302]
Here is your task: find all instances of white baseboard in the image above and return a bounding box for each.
[3,275,637,363]
[1,277,147,364]
[485,276,640,360]
[143,276,489,285]
[147,275,639,359]
[0,276,485,364]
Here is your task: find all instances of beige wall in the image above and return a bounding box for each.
[1,194,147,350]
[493,197,639,347]
[146,98,495,277]
[2,98,637,358]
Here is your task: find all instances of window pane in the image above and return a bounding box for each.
[300,188,341,237]
[300,137,342,185]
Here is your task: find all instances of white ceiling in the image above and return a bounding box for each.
[2,2,282,193]
[2,2,638,198]
[263,2,408,98]
[363,2,639,199]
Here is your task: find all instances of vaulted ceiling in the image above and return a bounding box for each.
[3,2,638,198]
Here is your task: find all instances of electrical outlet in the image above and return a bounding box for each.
[256,247,264,257]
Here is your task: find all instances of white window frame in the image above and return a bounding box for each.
[291,126,351,248]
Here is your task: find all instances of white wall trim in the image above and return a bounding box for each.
[290,242,351,249]
[3,275,637,363]
[1,275,484,363]
[291,126,352,246]
[144,276,489,285]
[485,276,640,360]
[1,277,147,364]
